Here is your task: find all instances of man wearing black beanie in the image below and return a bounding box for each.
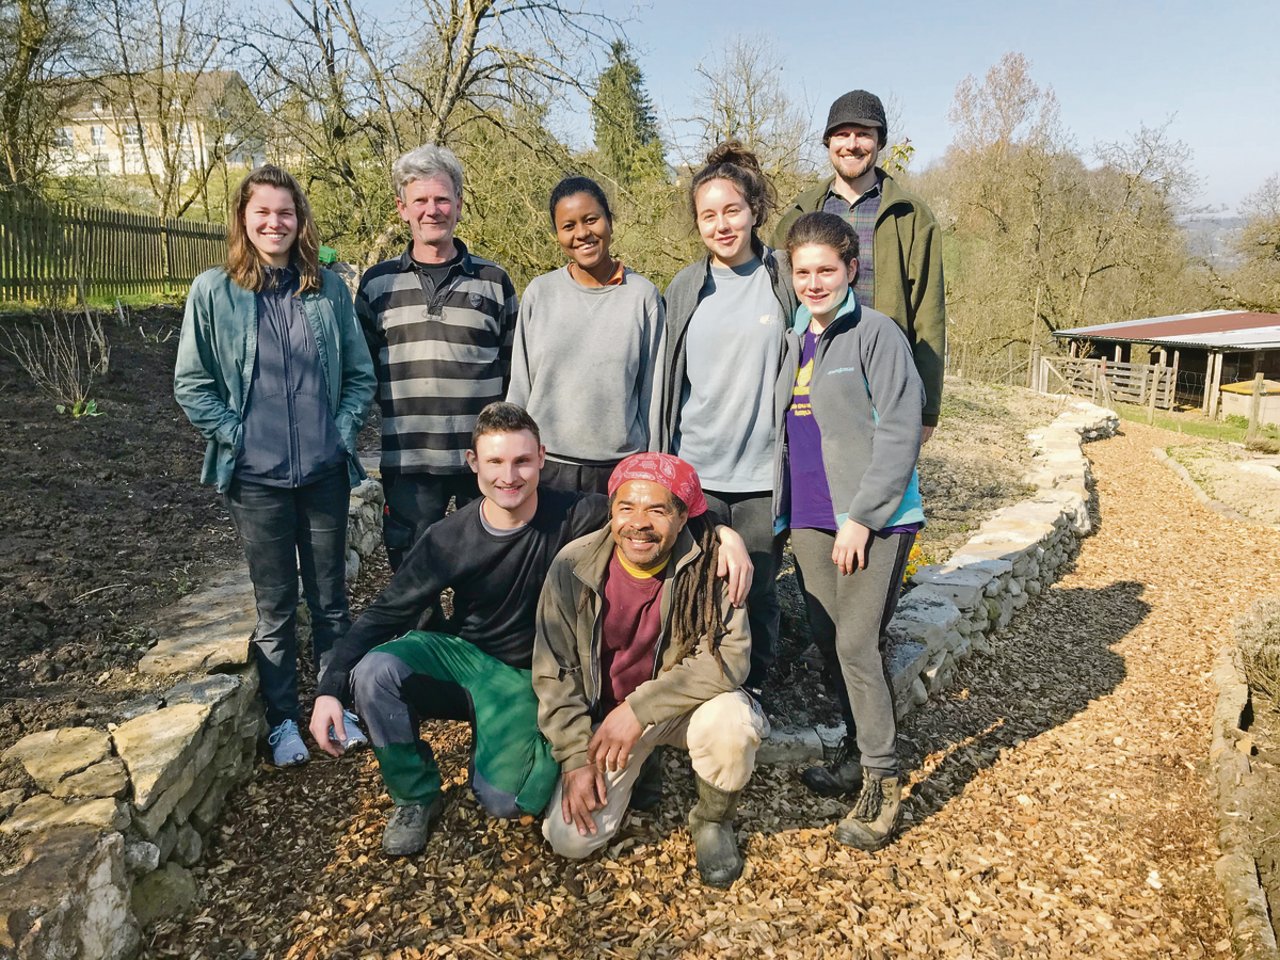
[774,90,946,445]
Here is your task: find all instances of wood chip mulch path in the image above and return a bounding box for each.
[146,424,1280,959]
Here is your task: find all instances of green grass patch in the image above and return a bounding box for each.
[1112,402,1280,444]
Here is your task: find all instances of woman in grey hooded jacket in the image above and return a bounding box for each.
[777,211,925,852]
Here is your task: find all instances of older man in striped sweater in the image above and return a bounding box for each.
[355,143,519,570]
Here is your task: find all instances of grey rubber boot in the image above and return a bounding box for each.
[382,796,445,856]
[835,772,902,852]
[688,775,744,888]
[800,734,863,797]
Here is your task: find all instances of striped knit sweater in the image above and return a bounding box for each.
[355,240,518,475]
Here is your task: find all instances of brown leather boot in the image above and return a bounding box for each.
[688,775,744,888]
[835,772,902,852]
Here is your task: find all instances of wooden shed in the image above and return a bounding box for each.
[1050,310,1280,416]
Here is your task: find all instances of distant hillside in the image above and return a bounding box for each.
[1179,215,1246,269]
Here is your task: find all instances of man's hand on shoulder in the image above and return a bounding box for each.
[588,701,643,773]
[714,525,754,607]
[309,695,347,758]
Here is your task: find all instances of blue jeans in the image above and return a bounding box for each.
[224,469,351,725]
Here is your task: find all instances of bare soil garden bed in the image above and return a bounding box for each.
[0,313,1066,877]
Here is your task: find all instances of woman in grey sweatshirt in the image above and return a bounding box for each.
[506,177,664,494]
[661,142,796,693]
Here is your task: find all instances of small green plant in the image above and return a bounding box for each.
[56,398,102,418]
[1237,597,1280,702]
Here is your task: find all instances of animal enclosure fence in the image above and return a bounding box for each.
[1036,356,1176,409]
[0,192,226,303]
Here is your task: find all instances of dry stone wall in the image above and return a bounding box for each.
[761,399,1119,762]
[0,480,384,959]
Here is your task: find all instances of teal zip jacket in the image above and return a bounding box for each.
[174,265,376,493]
[772,290,924,534]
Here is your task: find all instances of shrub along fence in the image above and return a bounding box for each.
[0,191,226,303]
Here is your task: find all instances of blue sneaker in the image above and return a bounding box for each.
[268,719,310,767]
[330,709,369,752]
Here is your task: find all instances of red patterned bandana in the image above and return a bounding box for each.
[607,453,708,518]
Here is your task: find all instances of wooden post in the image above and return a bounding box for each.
[1147,365,1160,424]
[1171,350,1180,408]
[1114,344,1123,363]
[1247,372,1266,441]
[1208,352,1225,419]
[1029,345,1040,390]
[1202,353,1214,414]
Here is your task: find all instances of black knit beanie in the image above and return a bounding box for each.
[823,90,888,145]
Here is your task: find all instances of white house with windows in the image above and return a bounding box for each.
[50,71,264,179]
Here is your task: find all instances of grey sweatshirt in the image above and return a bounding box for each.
[507,265,665,462]
[671,258,783,491]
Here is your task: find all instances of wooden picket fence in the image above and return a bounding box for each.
[0,191,226,303]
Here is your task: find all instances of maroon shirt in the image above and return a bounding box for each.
[598,551,668,717]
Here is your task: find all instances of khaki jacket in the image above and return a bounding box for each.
[532,525,750,773]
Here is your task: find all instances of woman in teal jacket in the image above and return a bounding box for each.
[775,212,924,851]
[174,165,376,767]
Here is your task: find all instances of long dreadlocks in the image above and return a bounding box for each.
[663,512,728,674]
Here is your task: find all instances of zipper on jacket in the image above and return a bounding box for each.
[279,293,301,487]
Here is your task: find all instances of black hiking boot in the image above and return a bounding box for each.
[800,734,863,797]
[628,748,665,812]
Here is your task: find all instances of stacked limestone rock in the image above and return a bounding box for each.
[884,400,1117,722]
[763,399,1119,762]
[346,478,384,583]
[0,483,386,958]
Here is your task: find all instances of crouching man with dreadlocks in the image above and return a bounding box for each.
[533,453,769,887]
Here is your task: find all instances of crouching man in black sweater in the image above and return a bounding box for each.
[309,402,752,856]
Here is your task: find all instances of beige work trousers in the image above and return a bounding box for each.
[543,690,769,860]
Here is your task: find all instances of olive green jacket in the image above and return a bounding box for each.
[773,168,946,426]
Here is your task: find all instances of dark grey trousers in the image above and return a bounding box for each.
[790,527,914,776]
[381,471,479,571]
[224,470,351,726]
[538,458,618,496]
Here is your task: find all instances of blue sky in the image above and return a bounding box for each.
[599,0,1280,212]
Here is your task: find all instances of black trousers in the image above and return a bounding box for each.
[703,489,781,691]
[381,471,479,571]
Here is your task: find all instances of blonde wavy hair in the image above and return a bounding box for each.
[226,165,321,294]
